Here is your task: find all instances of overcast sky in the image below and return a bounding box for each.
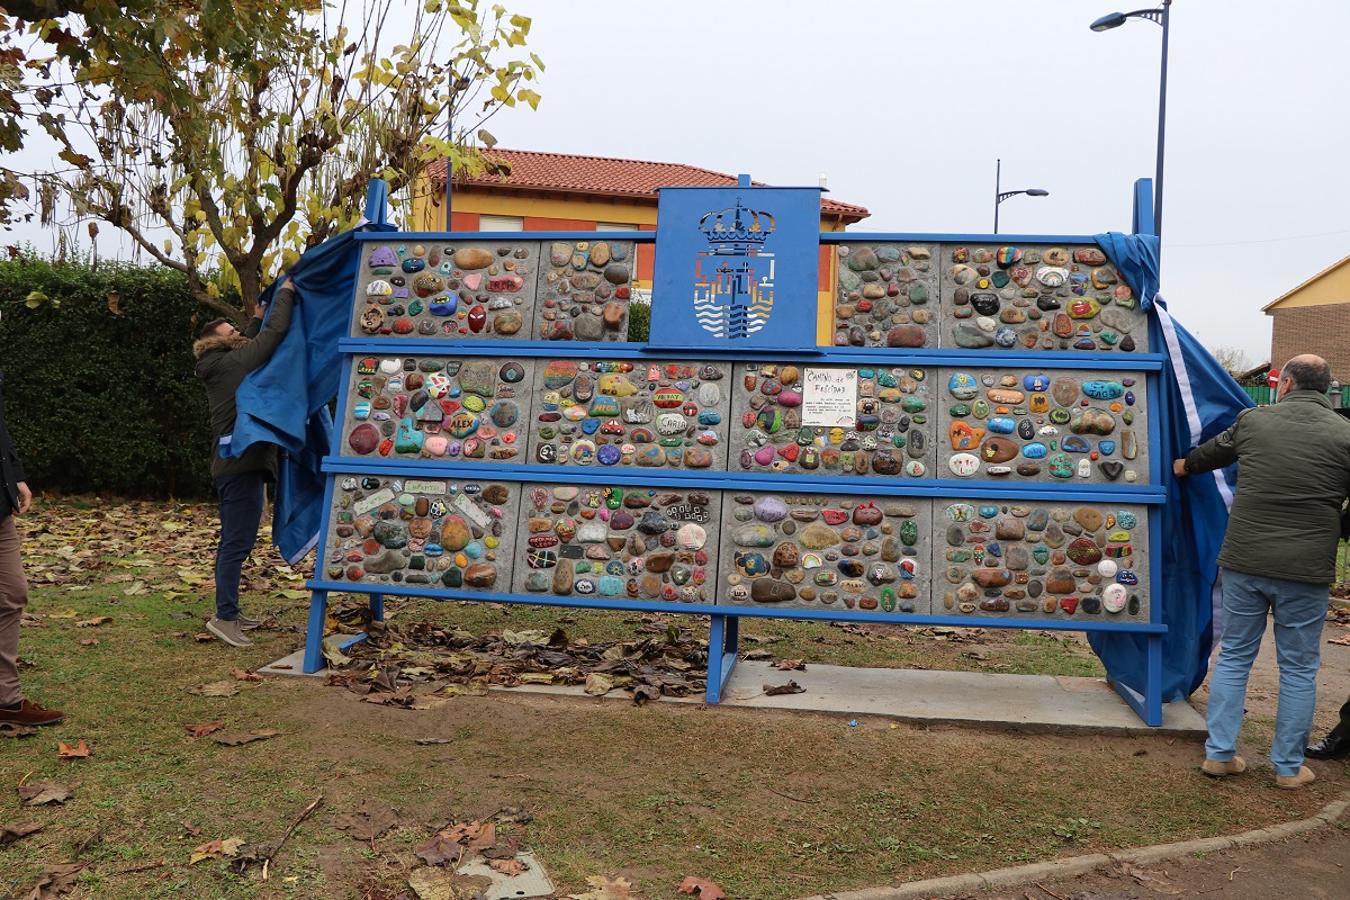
[14,0,1347,365]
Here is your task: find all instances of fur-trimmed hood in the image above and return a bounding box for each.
[192,332,250,360]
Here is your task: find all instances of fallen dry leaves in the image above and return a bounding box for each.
[184,722,224,738]
[74,616,111,628]
[569,875,640,899]
[772,658,806,671]
[22,862,85,898]
[20,498,307,600]
[189,836,245,864]
[329,622,709,705]
[17,781,72,806]
[188,680,239,698]
[230,668,263,682]
[0,820,42,845]
[763,681,806,696]
[56,740,91,759]
[416,820,497,867]
[406,868,492,900]
[0,722,37,738]
[678,875,727,899]
[334,800,400,842]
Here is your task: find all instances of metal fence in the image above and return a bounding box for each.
[1241,384,1350,407]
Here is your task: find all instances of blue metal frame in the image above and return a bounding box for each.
[320,458,1166,504]
[341,337,1168,369]
[308,213,1173,723]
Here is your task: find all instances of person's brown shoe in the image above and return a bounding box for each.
[0,699,65,726]
[206,617,253,648]
[1276,766,1316,790]
[1201,756,1247,777]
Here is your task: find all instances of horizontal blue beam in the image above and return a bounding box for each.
[320,457,1167,504]
[820,232,1105,245]
[355,230,655,243]
[356,229,1110,247]
[336,338,1165,370]
[304,580,1168,634]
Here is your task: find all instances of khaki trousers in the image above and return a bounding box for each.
[0,515,28,706]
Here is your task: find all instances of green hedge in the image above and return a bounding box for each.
[0,257,217,497]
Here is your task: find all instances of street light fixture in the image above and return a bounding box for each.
[1090,1,1172,248]
[993,158,1049,234]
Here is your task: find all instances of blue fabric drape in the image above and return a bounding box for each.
[1091,232,1253,700]
[227,218,395,563]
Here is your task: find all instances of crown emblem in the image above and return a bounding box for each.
[698,199,775,248]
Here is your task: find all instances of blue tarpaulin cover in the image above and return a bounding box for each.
[226,207,395,563]
[1092,232,1253,700]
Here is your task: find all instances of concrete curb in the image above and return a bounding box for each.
[801,788,1350,900]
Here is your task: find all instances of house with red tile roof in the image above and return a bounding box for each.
[411,148,870,295]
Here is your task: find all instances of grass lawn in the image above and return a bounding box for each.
[2,500,1346,899]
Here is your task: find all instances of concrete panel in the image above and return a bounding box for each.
[322,474,521,594]
[526,359,732,469]
[511,483,721,603]
[728,361,935,479]
[339,355,534,463]
[935,499,1150,622]
[533,239,635,341]
[940,243,1149,352]
[936,366,1150,484]
[352,239,539,339]
[831,243,941,349]
[717,492,932,614]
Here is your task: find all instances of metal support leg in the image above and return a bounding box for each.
[302,590,329,674]
[1145,632,1164,727]
[369,592,385,623]
[1110,634,1165,727]
[705,614,741,705]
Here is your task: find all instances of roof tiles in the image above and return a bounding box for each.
[427,148,869,220]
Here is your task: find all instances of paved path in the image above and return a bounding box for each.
[968,613,1350,899]
[974,825,1350,899]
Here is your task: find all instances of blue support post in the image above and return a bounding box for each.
[705,614,740,704]
[302,590,329,673]
[369,592,385,623]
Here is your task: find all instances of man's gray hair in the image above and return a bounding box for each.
[1284,358,1333,393]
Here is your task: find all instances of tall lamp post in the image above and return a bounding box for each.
[1090,1,1172,244]
[993,158,1049,234]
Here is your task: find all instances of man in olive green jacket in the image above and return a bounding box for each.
[1175,354,1350,789]
[193,279,294,648]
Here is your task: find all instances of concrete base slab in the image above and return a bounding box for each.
[457,850,554,899]
[510,660,1206,736]
[258,648,324,678]
[261,647,1204,735]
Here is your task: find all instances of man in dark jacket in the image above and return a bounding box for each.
[193,279,294,648]
[1175,354,1350,789]
[0,371,64,725]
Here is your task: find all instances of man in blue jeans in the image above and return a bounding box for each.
[192,279,294,648]
[1175,354,1350,789]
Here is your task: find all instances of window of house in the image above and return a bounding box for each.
[479,214,523,232]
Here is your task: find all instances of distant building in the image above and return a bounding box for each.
[411,148,870,303]
[1263,252,1350,381]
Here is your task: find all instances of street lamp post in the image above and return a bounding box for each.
[1091,1,1172,243]
[993,158,1050,234]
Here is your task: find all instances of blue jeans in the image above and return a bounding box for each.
[1206,568,1328,776]
[213,473,266,621]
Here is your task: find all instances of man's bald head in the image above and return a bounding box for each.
[1280,354,1333,398]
